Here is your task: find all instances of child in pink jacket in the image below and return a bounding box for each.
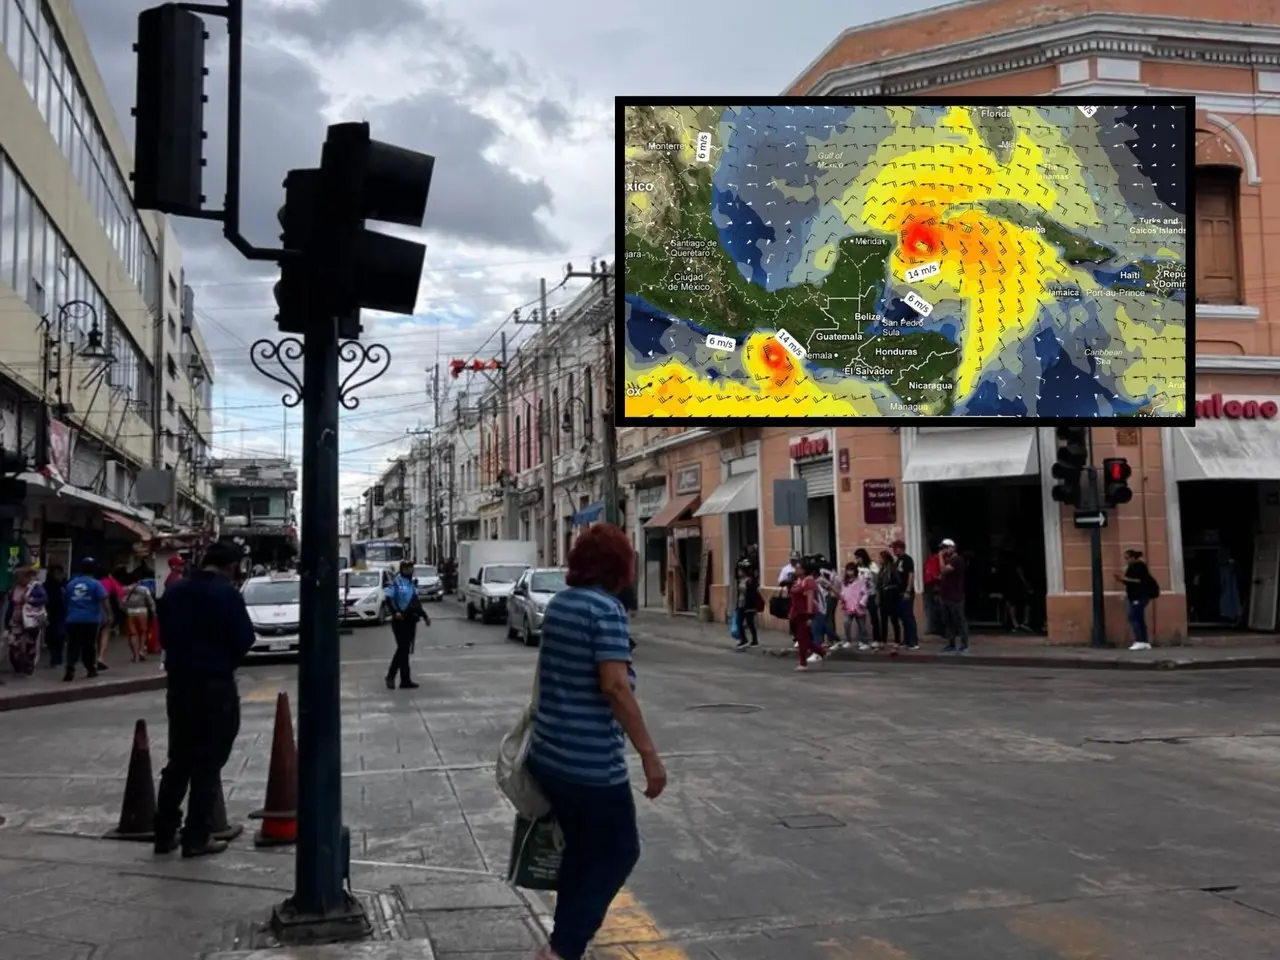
[839,562,871,648]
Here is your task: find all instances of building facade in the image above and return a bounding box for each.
[613,0,1279,643]
[0,0,213,581]
[209,457,296,568]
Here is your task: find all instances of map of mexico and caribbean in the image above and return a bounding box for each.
[620,99,1191,420]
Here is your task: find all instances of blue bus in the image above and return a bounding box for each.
[350,538,407,569]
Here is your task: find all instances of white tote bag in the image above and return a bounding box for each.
[496,655,551,819]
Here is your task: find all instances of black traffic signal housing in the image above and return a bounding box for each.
[1102,457,1133,507]
[1050,427,1088,506]
[273,168,320,335]
[132,4,209,215]
[314,122,435,322]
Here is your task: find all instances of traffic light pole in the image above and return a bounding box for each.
[291,316,350,923]
[1085,463,1110,648]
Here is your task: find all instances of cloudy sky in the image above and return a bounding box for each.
[72,0,946,511]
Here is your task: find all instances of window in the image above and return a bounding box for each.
[524,401,532,468]
[584,366,594,430]
[537,398,545,462]
[0,158,15,288]
[166,392,175,414]
[167,313,176,338]
[166,353,178,378]
[552,387,560,456]
[567,372,576,445]
[168,274,178,298]
[1196,166,1241,305]
[514,415,522,473]
[14,176,29,301]
[228,495,272,518]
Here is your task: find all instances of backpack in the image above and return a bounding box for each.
[1144,571,1161,599]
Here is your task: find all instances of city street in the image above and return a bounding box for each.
[0,599,1278,959]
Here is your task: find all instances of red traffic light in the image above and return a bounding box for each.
[1105,458,1131,482]
[448,359,466,378]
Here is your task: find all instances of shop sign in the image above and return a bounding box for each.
[672,524,700,540]
[636,484,665,517]
[863,479,897,525]
[838,448,850,473]
[789,433,830,460]
[674,463,701,495]
[1195,394,1279,420]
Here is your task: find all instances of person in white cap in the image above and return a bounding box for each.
[936,539,970,652]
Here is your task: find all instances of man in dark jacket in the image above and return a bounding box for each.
[153,540,255,858]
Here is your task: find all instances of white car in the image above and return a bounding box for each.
[506,567,567,646]
[340,568,391,625]
[241,573,302,658]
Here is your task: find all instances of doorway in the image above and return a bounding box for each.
[1179,480,1274,630]
[919,477,1048,632]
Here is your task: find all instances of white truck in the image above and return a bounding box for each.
[460,540,537,624]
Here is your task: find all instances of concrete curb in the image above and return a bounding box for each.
[632,632,1280,671]
[0,674,168,712]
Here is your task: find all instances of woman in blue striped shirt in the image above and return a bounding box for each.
[527,524,667,960]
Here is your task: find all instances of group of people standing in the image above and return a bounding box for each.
[1,555,187,682]
[732,538,975,668]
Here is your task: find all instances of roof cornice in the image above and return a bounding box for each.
[800,13,1280,96]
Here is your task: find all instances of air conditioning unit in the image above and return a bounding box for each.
[104,459,125,500]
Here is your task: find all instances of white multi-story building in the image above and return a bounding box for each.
[0,0,213,575]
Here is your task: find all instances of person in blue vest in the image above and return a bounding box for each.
[385,560,430,690]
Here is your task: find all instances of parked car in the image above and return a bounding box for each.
[464,562,532,624]
[339,568,391,625]
[506,567,567,646]
[241,572,301,658]
[413,564,444,602]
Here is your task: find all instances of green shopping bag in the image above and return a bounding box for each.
[506,814,563,890]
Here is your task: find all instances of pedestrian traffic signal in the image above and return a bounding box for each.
[1102,457,1133,507]
[1050,426,1088,506]
[132,5,209,216]
[313,122,435,324]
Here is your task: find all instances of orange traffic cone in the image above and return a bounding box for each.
[104,719,157,841]
[249,692,298,847]
[212,779,243,843]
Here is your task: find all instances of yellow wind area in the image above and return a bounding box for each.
[626,333,887,419]
[841,106,1099,398]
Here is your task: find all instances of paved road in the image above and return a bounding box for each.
[0,596,1278,958]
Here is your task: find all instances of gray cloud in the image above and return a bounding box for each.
[368,92,561,253]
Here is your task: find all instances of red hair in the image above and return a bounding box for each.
[565,524,634,595]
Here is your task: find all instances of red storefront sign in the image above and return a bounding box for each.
[789,434,830,459]
[1195,394,1279,420]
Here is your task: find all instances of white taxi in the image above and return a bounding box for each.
[339,568,391,625]
[241,572,302,658]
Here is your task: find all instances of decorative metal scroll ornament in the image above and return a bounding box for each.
[338,341,391,410]
[249,337,305,408]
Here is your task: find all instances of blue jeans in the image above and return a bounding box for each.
[898,593,919,647]
[528,758,640,960]
[810,611,836,648]
[1127,597,1149,645]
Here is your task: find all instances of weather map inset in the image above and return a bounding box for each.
[619,98,1192,423]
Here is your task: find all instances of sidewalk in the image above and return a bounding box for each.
[0,651,167,711]
[631,611,1280,670]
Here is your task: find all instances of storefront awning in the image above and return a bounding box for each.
[902,428,1039,483]
[572,502,604,526]
[103,510,154,541]
[694,473,759,517]
[1172,420,1280,480]
[644,493,700,529]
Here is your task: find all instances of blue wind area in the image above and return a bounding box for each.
[712,187,774,288]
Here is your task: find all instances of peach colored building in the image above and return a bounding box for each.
[622,0,1280,645]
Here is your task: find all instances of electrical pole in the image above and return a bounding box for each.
[499,331,518,539]
[1085,428,1109,648]
[518,278,559,565]
[565,261,619,528]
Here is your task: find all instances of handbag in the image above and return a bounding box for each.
[495,654,551,819]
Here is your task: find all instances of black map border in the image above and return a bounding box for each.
[614,94,1197,429]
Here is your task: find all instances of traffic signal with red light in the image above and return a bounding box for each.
[449,359,466,378]
[1102,457,1133,507]
[1050,426,1088,506]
